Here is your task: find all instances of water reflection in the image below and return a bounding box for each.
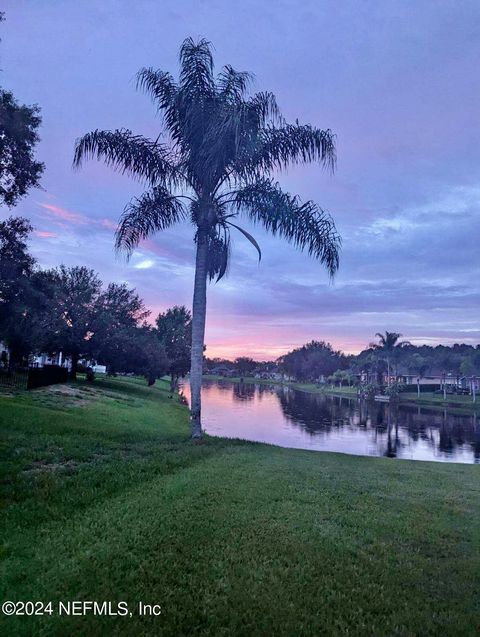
[183,380,480,464]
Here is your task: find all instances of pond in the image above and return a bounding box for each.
[183,379,480,463]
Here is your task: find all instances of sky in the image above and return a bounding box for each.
[2,0,480,359]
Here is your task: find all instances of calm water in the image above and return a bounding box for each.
[183,380,480,463]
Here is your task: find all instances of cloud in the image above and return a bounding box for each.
[38,202,87,225]
[133,258,155,270]
[34,230,58,239]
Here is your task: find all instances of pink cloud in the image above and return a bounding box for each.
[34,230,58,239]
[36,201,119,235]
[39,203,87,225]
[100,218,118,231]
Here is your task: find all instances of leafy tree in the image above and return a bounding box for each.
[0,14,44,206]
[92,282,150,372]
[332,369,353,387]
[234,356,256,377]
[74,37,340,437]
[278,341,346,382]
[0,90,44,207]
[46,266,102,379]
[97,325,168,385]
[408,353,430,379]
[156,305,192,392]
[0,216,35,323]
[0,217,54,366]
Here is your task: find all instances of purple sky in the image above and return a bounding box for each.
[2,1,480,359]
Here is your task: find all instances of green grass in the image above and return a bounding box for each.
[1,377,480,636]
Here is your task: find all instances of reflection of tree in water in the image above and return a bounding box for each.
[384,406,399,458]
[203,379,234,394]
[274,386,478,460]
[232,381,256,402]
[276,389,353,436]
[472,414,480,462]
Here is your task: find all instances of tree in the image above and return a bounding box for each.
[371,332,410,385]
[133,327,169,385]
[0,14,44,206]
[74,37,340,437]
[0,217,54,366]
[0,216,35,326]
[408,353,430,379]
[0,90,44,207]
[278,341,346,382]
[234,356,256,377]
[97,325,168,385]
[92,282,150,372]
[46,266,102,379]
[156,305,192,392]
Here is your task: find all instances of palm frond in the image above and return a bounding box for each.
[247,91,282,126]
[73,129,179,187]
[217,65,253,101]
[136,67,178,112]
[235,122,336,178]
[227,221,261,261]
[179,37,215,96]
[115,186,187,256]
[232,179,340,276]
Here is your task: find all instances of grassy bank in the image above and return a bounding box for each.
[203,375,480,413]
[1,377,480,636]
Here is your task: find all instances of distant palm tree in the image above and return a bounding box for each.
[73,38,340,438]
[371,331,410,385]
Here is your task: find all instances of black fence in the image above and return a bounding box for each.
[27,365,69,389]
[0,365,69,391]
[0,368,29,391]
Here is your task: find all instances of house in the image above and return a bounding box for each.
[32,352,65,368]
[209,366,236,377]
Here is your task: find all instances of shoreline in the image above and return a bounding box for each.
[202,374,480,415]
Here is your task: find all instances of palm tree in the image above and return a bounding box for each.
[73,38,340,438]
[371,331,410,385]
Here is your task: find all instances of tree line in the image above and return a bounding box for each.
[0,216,191,388]
[205,334,480,384]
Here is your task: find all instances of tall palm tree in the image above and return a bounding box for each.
[73,38,340,438]
[371,331,410,385]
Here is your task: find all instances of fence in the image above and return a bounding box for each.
[27,365,69,389]
[0,365,69,391]
[0,368,29,391]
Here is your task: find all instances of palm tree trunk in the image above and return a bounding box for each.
[190,229,209,438]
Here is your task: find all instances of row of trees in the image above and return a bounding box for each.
[353,332,480,382]
[0,216,192,387]
[205,333,480,384]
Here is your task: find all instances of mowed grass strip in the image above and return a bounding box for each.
[1,377,479,636]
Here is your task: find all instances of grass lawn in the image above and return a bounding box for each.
[1,377,480,636]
